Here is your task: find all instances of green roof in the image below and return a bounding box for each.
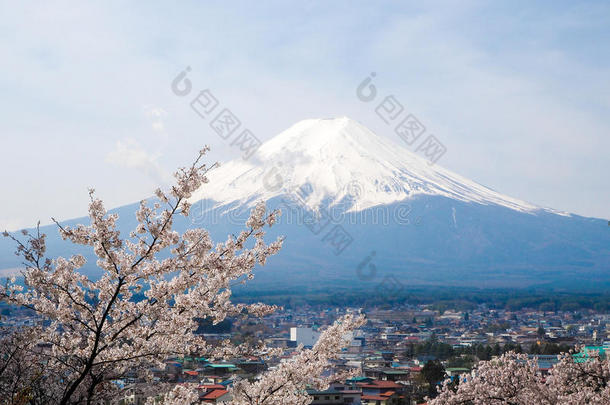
[573,347,606,363]
[207,364,237,368]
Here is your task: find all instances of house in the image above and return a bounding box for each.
[199,384,232,403]
[235,359,266,375]
[200,375,225,384]
[363,367,409,381]
[360,391,402,405]
[183,369,199,382]
[118,384,148,405]
[307,388,362,404]
[291,327,321,347]
[357,379,405,404]
[202,363,240,377]
[445,367,470,377]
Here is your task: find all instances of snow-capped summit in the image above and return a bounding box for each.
[3,118,607,290]
[191,117,541,213]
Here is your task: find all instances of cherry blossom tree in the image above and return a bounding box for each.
[0,327,61,404]
[230,313,364,405]
[1,148,363,404]
[430,350,610,405]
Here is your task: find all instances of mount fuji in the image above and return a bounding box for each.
[192,117,561,214]
[2,117,609,291]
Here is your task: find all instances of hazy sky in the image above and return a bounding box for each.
[1,0,609,230]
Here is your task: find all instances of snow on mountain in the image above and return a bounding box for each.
[2,117,606,290]
[191,117,553,214]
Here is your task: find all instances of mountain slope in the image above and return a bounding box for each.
[191,117,554,214]
[185,117,609,291]
[1,117,608,291]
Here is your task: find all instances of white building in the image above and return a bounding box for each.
[290,327,364,348]
[290,327,321,347]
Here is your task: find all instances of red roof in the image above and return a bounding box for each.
[202,389,228,400]
[375,380,402,388]
[358,380,402,389]
[198,384,226,390]
[362,395,387,400]
[184,370,198,376]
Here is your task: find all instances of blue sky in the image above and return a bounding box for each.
[0,0,609,229]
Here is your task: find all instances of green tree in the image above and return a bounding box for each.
[422,359,446,398]
[530,343,541,354]
[537,325,546,338]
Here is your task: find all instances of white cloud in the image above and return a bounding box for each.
[151,121,165,132]
[0,218,28,233]
[0,268,22,277]
[0,1,608,223]
[105,138,170,184]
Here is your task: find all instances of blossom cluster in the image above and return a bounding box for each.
[0,148,363,404]
[431,350,610,405]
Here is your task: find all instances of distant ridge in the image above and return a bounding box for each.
[2,117,609,291]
